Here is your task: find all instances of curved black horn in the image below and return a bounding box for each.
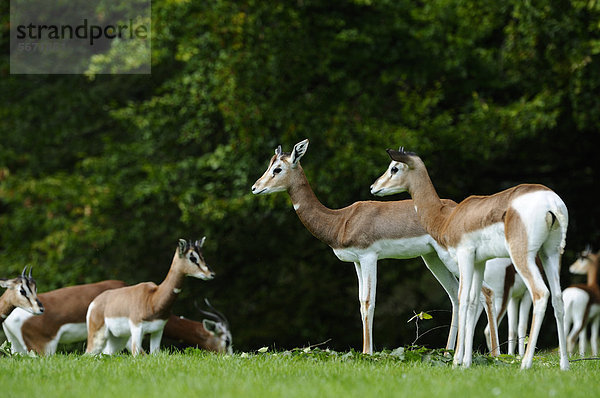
[21,266,27,278]
[196,298,230,327]
[28,266,33,279]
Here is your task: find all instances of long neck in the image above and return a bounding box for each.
[408,164,447,239]
[587,258,599,288]
[0,292,15,324]
[287,168,340,247]
[152,254,186,317]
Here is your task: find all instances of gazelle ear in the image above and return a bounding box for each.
[0,278,12,289]
[178,239,189,257]
[291,139,309,166]
[275,145,282,157]
[197,236,206,248]
[202,319,218,334]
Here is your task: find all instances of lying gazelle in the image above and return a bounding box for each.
[3,280,232,355]
[0,267,44,325]
[86,238,215,355]
[164,299,232,354]
[252,139,504,355]
[563,246,600,356]
[371,148,569,370]
[481,259,531,356]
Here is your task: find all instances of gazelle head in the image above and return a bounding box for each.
[198,299,233,354]
[0,266,44,315]
[177,238,215,280]
[251,139,309,195]
[569,245,599,275]
[370,148,421,197]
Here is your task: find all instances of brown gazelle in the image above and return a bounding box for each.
[563,247,600,356]
[1,267,44,324]
[371,148,569,370]
[252,139,504,355]
[86,239,214,355]
[164,300,232,354]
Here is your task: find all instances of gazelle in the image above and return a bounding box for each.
[86,238,215,355]
[251,139,503,355]
[163,300,232,354]
[3,280,232,355]
[563,247,600,356]
[371,148,569,370]
[1,267,44,324]
[481,259,532,356]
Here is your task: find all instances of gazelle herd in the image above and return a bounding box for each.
[1,138,596,370]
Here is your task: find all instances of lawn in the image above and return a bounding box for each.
[1,347,598,398]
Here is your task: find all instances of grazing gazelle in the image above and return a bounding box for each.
[371,148,569,370]
[0,267,44,323]
[251,139,504,355]
[563,246,600,356]
[86,239,215,355]
[3,279,232,355]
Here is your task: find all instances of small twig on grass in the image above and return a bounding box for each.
[569,357,600,362]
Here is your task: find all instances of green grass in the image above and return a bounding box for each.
[1,348,599,398]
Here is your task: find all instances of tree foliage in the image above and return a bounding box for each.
[1,0,599,351]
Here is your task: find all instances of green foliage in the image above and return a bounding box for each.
[1,0,599,352]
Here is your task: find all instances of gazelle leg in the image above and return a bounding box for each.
[355,257,378,354]
[578,325,587,357]
[506,296,518,356]
[454,249,475,367]
[421,252,459,352]
[463,261,485,367]
[149,328,164,354]
[590,315,599,356]
[539,246,569,370]
[481,283,500,357]
[130,322,145,356]
[517,293,531,357]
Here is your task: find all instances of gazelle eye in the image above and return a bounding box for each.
[20,287,27,296]
[273,167,282,174]
[391,166,399,174]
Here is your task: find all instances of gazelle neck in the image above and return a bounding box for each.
[287,167,339,247]
[0,292,15,323]
[587,257,599,288]
[153,254,186,317]
[407,164,447,240]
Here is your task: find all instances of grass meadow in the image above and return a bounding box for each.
[1,348,599,398]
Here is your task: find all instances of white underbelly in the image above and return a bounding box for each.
[105,317,167,337]
[455,222,510,262]
[56,323,87,344]
[332,235,433,262]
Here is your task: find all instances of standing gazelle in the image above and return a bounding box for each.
[86,239,215,355]
[371,148,569,370]
[1,267,44,323]
[563,247,600,356]
[252,139,503,355]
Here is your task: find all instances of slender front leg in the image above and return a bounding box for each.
[130,322,145,356]
[463,261,486,367]
[356,256,378,354]
[481,283,500,357]
[454,249,475,368]
[420,252,459,352]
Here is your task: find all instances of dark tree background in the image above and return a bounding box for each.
[1,0,599,352]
